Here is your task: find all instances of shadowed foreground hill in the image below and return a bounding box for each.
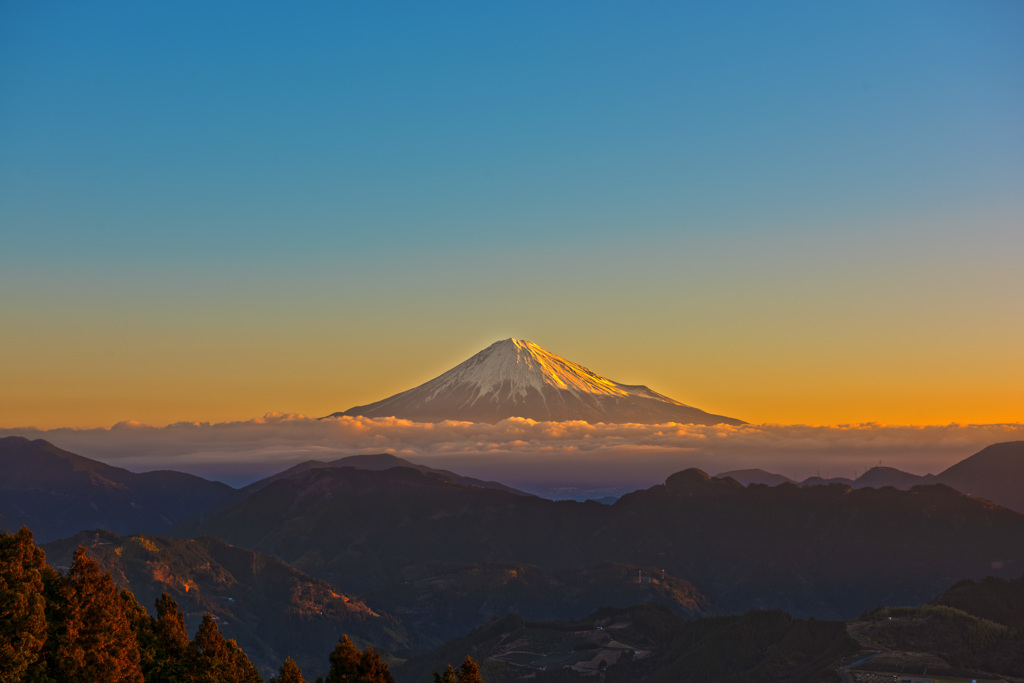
[364,561,710,647]
[183,464,1024,621]
[932,572,1024,630]
[852,573,1024,679]
[1,527,407,683]
[0,436,233,542]
[42,529,410,678]
[394,603,859,683]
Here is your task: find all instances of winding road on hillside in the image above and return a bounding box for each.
[839,623,887,683]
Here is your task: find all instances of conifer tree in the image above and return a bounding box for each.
[188,613,263,683]
[273,656,307,683]
[154,592,190,656]
[223,638,264,683]
[23,559,65,683]
[0,528,48,683]
[51,547,143,683]
[360,647,394,683]
[120,588,156,678]
[430,657,482,683]
[326,635,362,682]
[457,656,482,683]
[145,593,191,683]
[326,634,394,683]
[431,664,458,683]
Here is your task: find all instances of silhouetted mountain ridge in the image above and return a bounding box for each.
[714,441,1024,512]
[0,436,233,542]
[242,452,530,498]
[203,452,533,516]
[184,461,1024,622]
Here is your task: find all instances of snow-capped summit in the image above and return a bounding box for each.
[324,338,744,425]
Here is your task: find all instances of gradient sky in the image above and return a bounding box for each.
[2,1,1022,429]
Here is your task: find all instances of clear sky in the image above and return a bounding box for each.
[2,1,1022,429]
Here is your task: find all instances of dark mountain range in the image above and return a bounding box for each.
[395,570,1024,683]
[852,465,925,489]
[42,529,410,679]
[394,603,859,683]
[325,338,743,425]
[243,453,529,499]
[0,436,232,542]
[608,472,1024,617]
[182,462,1024,623]
[10,522,1021,683]
[712,468,797,486]
[721,441,1024,513]
[363,561,710,647]
[176,465,587,593]
[203,452,532,516]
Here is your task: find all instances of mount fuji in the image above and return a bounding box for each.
[325,339,744,425]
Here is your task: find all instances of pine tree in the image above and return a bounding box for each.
[457,656,482,683]
[23,560,65,683]
[273,656,307,683]
[145,593,191,683]
[223,638,264,683]
[326,634,394,683]
[430,657,481,683]
[0,528,48,683]
[153,593,190,656]
[51,547,143,683]
[431,664,458,683]
[119,588,155,676]
[326,635,362,682]
[360,647,394,683]
[188,613,263,683]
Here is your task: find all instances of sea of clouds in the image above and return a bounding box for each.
[4,415,1022,496]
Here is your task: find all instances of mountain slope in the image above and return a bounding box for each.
[713,468,797,486]
[198,454,534,520]
[394,603,858,683]
[184,462,1024,621]
[0,436,233,542]
[364,561,710,647]
[325,338,743,425]
[241,453,530,499]
[935,441,1024,513]
[179,466,592,593]
[42,529,410,679]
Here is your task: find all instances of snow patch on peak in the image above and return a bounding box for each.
[421,339,671,405]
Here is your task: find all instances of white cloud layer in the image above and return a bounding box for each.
[4,415,1022,493]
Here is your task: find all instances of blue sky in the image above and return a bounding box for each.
[2,1,1022,427]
